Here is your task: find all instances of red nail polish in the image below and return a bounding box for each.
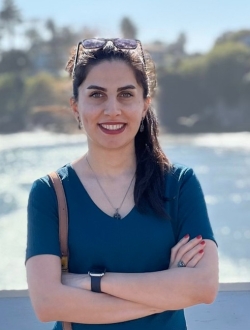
[199,250,204,253]
[196,235,202,239]
[184,234,189,238]
[200,241,205,245]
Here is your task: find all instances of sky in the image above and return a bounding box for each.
[13,0,250,53]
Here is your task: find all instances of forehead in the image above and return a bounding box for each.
[83,60,138,86]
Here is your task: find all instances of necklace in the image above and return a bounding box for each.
[86,155,135,219]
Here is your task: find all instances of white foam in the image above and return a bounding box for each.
[0,131,86,151]
[219,252,250,283]
[0,209,28,290]
[160,132,250,150]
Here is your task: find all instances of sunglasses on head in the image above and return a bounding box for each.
[72,38,147,76]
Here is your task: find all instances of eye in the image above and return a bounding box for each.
[89,92,104,98]
[119,91,133,98]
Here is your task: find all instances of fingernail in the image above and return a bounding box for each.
[184,234,189,238]
[196,235,202,239]
[200,240,205,245]
[199,250,204,253]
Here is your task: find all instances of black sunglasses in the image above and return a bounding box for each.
[72,38,147,76]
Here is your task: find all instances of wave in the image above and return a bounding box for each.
[160,132,250,149]
[1,131,250,152]
[0,131,87,151]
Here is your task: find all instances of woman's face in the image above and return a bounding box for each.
[72,60,150,152]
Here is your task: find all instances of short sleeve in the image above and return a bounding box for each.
[175,167,217,244]
[25,176,61,263]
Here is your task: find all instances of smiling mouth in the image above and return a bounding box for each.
[98,123,126,134]
[99,123,126,130]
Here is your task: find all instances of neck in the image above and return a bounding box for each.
[84,145,136,178]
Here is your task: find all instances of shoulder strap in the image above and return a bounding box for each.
[48,172,72,330]
[48,171,69,272]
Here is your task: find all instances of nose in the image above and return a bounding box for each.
[103,98,121,116]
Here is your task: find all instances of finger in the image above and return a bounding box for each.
[180,241,206,267]
[186,249,204,267]
[170,234,190,264]
[174,235,203,264]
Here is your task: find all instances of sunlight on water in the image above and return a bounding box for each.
[0,131,250,289]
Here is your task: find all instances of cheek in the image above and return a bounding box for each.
[80,104,99,121]
[127,102,145,118]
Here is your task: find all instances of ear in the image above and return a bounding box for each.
[143,97,151,117]
[70,97,79,121]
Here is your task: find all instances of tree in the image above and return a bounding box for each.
[25,27,42,48]
[120,17,137,39]
[215,29,250,48]
[167,32,187,56]
[157,41,250,133]
[0,0,22,48]
[0,73,26,132]
[45,18,57,39]
[176,32,187,54]
[0,49,30,73]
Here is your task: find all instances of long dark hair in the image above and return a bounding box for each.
[65,41,171,218]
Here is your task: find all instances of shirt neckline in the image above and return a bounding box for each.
[67,163,136,220]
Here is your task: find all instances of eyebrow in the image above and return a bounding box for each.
[117,85,136,92]
[87,85,136,92]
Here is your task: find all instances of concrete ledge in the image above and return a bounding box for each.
[0,289,28,298]
[0,284,250,329]
[218,282,250,291]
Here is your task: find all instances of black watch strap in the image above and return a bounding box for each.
[91,275,101,293]
[88,268,106,293]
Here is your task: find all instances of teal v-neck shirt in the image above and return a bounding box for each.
[26,163,216,330]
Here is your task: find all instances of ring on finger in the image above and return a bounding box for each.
[177,260,186,267]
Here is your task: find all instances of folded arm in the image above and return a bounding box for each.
[26,237,218,323]
[83,238,219,310]
[26,256,160,324]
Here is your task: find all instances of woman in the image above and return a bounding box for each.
[26,38,219,329]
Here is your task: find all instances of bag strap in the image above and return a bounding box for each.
[48,171,72,330]
[49,171,69,272]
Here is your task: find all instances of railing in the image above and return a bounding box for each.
[0,283,249,330]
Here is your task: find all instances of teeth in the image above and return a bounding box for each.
[101,124,124,130]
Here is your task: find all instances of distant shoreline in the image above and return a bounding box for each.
[1,130,250,152]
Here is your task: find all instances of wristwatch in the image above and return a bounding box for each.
[88,268,106,293]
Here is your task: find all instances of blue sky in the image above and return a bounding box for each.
[14,0,250,53]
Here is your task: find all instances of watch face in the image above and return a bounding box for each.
[88,268,106,276]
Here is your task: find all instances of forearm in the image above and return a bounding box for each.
[27,256,161,324]
[95,239,219,310]
[35,283,160,323]
[100,267,214,310]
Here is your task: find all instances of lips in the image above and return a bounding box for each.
[99,123,126,134]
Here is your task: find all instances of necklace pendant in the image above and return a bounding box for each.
[114,209,121,220]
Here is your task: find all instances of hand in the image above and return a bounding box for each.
[61,273,90,290]
[169,235,206,269]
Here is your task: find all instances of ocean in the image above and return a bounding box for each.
[0,131,249,289]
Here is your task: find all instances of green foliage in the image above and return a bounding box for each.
[0,73,24,113]
[157,42,250,133]
[205,42,250,105]
[0,49,30,73]
[215,29,250,46]
[0,72,63,133]
[0,73,26,132]
[176,55,207,75]
[24,72,58,108]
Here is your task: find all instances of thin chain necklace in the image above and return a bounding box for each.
[86,155,135,219]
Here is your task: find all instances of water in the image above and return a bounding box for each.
[0,131,249,289]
